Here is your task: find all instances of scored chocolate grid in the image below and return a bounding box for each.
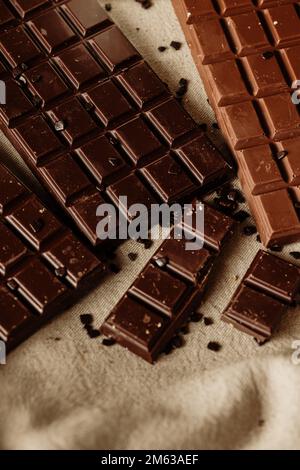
[174,0,300,246]
[0,163,106,350]
[0,0,229,248]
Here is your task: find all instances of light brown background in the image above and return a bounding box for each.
[0,0,300,450]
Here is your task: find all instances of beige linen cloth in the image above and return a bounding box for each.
[0,0,300,450]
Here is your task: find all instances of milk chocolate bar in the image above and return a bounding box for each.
[101,202,235,363]
[0,162,107,351]
[0,0,230,247]
[173,0,300,247]
[222,250,300,343]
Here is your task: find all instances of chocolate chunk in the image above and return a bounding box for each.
[222,250,300,343]
[100,201,235,362]
[158,46,167,52]
[204,317,214,326]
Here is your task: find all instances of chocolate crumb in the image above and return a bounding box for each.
[290,251,300,260]
[190,312,204,323]
[234,210,250,223]
[269,244,282,252]
[164,342,174,355]
[256,234,261,243]
[227,189,245,203]
[214,197,238,215]
[258,419,265,426]
[80,313,93,326]
[262,51,274,60]
[128,252,138,262]
[276,150,288,160]
[86,327,101,339]
[105,3,112,11]
[55,120,65,131]
[138,238,153,249]
[176,78,188,98]
[135,0,153,9]
[80,314,100,339]
[180,324,190,335]
[170,40,182,51]
[55,266,67,278]
[171,335,184,349]
[243,225,257,236]
[54,337,61,341]
[199,123,208,132]
[102,337,116,346]
[204,317,214,326]
[110,263,120,274]
[216,184,232,198]
[207,341,222,352]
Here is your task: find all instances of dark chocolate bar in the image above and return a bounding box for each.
[173,0,300,247]
[0,162,107,351]
[222,250,300,344]
[101,202,235,363]
[0,0,231,247]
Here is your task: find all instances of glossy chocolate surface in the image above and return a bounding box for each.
[0,0,230,247]
[173,0,300,247]
[101,202,235,363]
[222,249,300,343]
[0,162,107,351]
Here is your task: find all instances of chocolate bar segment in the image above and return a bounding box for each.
[172,0,300,247]
[0,1,231,247]
[222,250,300,343]
[0,163,107,351]
[101,203,235,363]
